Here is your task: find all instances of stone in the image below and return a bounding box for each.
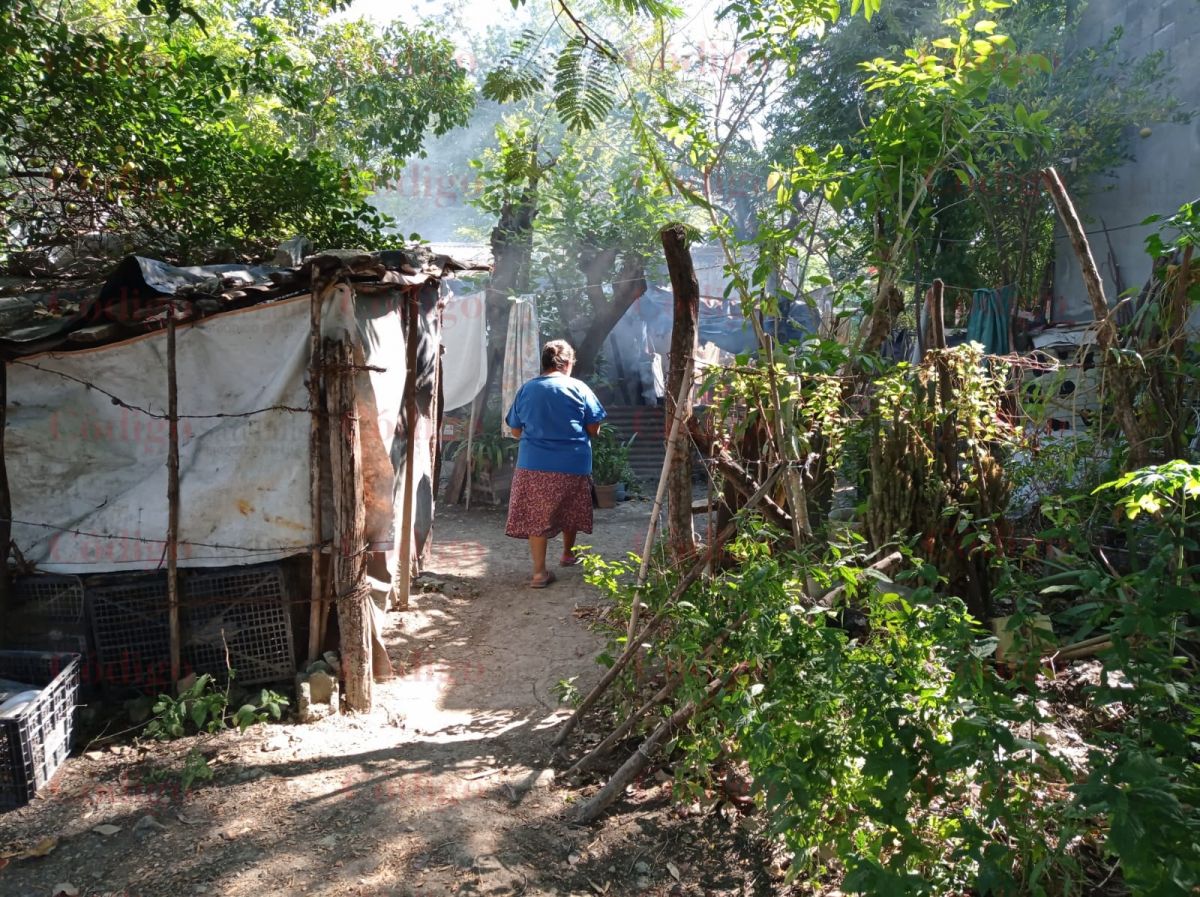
[322,651,342,676]
[133,815,166,837]
[306,660,331,676]
[307,670,335,704]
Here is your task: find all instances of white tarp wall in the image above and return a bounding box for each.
[8,291,406,574]
[439,290,487,411]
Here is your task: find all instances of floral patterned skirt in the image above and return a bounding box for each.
[505,468,594,539]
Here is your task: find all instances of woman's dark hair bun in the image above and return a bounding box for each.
[541,339,576,372]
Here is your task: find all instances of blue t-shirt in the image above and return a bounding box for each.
[505,375,607,475]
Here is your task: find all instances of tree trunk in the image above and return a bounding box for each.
[859,277,906,358]
[326,337,371,713]
[573,254,647,379]
[660,225,699,563]
[483,173,540,410]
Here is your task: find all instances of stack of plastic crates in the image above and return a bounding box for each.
[87,563,296,696]
[0,651,80,811]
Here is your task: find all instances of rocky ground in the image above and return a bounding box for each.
[0,502,776,897]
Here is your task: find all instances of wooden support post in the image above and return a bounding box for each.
[464,393,477,511]
[394,290,420,612]
[327,337,371,712]
[627,371,691,645]
[660,224,699,564]
[166,311,182,691]
[306,277,327,663]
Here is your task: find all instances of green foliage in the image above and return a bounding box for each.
[0,0,472,264]
[590,423,635,486]
[585,534,1082,894]
[448,429,519,485]
[144,673,289,740]
[552,676,581,706]
[552,37,618,132]
[180,747,215,791]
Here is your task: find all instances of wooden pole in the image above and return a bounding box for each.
[627,370,691,644]
[567,614,745,776]
[572,662,748,825]
[327,336,371,712]
[660,224,699,564]
[0,355,12,618]
[1041,167,1147,465]
[553,465,782,748]
[394,289,421,612]
[306,276,327,663]
[166,311,182,690]
[464,391,477,512]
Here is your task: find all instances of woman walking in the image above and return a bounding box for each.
[505,340,607,588]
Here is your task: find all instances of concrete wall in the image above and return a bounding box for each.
[1053,0,1200,322]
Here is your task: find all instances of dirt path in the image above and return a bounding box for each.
[0,502,772,897]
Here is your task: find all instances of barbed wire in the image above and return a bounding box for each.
[12,359,316,421]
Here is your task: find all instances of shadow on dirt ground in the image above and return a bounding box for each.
[0,502,777,897]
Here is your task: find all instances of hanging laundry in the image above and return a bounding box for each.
[967,284,1016,356]
[501,294,541,436]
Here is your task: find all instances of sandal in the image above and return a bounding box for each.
[530,570,557,589]
[559,553,579,567]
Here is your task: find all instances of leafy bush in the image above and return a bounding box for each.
[145,673,288,740]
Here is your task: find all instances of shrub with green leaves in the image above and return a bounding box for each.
[145,673,288,740]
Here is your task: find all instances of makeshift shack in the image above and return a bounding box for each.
[0,247,483,712]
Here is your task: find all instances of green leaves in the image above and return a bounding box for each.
[552,37,617,132]
[0,0,467,262]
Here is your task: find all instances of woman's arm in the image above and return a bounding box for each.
[586,423,601,437]
[510,427,523,438]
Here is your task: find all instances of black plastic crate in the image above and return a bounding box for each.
[0,651,80,811]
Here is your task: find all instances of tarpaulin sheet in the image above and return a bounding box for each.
[440,291,487,411]
[8,293,407,574]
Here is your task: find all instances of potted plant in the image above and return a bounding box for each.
[448,429,520,504]
[592,424,633,509]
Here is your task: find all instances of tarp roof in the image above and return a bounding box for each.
[0,247,488,356]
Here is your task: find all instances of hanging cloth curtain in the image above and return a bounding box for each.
[967,284,1016,356]
[501,294,541,436]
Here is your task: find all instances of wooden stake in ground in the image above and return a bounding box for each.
[572,662,748,825]
[628,371,692,645]
[1041,167,1147,465]
[394,289,421,612]
[567,614,746,777]
[326,336,372,712]
[306,276,327,663]
[660,224,699,564]
[553,466,782,748]
[166,310,182,691]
